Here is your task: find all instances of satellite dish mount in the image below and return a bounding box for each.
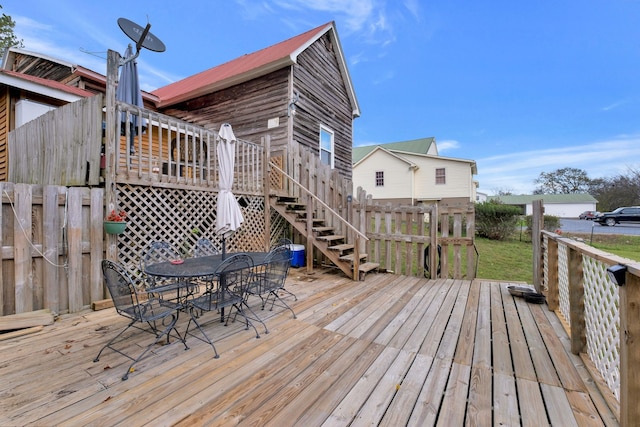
[117,17,166,64]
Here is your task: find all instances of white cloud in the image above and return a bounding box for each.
[476,136,640,195]
[279,0,376,33]
[602,100,626,111]
[403,0,421,21]
[437,139,459,152]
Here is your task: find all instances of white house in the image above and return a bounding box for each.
[489,194,598,217]
[352,138,478,205]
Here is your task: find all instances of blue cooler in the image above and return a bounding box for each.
[290,244,305,268]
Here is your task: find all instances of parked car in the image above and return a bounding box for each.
[579,211,598,220]
[595,206,640,226]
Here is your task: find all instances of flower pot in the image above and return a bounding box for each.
[104,221,127,235]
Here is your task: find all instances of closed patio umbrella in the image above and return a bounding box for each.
[216,123,244,258]
[116,44,146,154]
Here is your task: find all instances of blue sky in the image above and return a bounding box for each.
[6,0,640,194]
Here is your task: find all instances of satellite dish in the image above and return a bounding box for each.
[117,17,166,53]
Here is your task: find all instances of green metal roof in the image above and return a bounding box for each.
[489,193,598,204]
[352,137,435,164]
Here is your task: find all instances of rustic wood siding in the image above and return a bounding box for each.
[162,68,290,154]
[161,34,355,181]
[293,33,353,179]
[0,88,8,181]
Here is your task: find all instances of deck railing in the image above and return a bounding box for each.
[115,101,264,194]
[541,229,640,425]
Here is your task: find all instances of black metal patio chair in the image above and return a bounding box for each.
[94,260,188,380]
[193,237,219,257]
[140,241,197,299]
[192,237,220,289]
[185,253,268,357]
[246,245,297,319]
[274,237,293,250]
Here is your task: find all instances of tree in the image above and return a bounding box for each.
[589,167,640,211]
[533,167,591,194]
[491,187,515,196]
[0,6,23,56]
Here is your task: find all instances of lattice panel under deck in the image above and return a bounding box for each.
[270,155,284,191]
[270,209,290,245]
[558,242,570,323]
[583,255,620,399]
[114,184,265,274]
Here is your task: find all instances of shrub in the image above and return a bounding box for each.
[475,201,521,240]
[525,214,561,232]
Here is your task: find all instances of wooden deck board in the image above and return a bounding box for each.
[0,271,618,426]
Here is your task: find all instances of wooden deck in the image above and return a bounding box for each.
[0,270,618,426]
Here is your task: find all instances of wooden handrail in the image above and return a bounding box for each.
[269,160,368,241]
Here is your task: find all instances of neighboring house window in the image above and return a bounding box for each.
[375,171,384,187]
[319,126,334,168]
[436,168,446,184]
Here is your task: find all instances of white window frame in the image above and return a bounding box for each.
[319,125,334,168]
[375,171,384,187]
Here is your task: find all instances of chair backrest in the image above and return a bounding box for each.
[270,239,293,261]
[215,253,254,301]
[102,259,139,318]
[263,245,291,290]
[140,241,181,271]
[193,238,218,258]
[275,238,292,248]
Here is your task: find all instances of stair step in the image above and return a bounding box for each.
[276,196,298,203]
[283,203,307,211]
[317,235,345,242]
[312,226,334,233]
[359,262,380,273]
[339,253,368,262]
[328,243,354,252]
[295,218,325,224]
[358,262,381,280]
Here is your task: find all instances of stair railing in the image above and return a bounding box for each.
[269,160,368,280]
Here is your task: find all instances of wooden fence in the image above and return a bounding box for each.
[275,143,477,279]
[351,187,476,279]
[530,200,640,425]
[0,183,104,317]
[8,95,103,186]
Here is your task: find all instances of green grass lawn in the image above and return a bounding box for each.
[474,236,534,283]
[473,232,640,284]
[563,233,640,262]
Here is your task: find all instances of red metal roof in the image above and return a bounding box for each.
[0,69,95,98]
[152,22,345,108]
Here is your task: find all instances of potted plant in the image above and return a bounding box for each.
[104,209,127,235]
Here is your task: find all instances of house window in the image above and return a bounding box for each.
[319,126,334,168]
[436,168,446,184]
[375,171,384,187]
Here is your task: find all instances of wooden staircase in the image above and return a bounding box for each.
[271,195,379,280]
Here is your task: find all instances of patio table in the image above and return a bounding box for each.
[144,252,269,322]
[143,252,268,279]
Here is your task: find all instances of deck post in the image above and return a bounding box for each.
[619,265,640,426]
[429,203,438,279]
[263,135,271,251]
[546,236,559,311]
[567,244,586,354]
[104,49,119,262]
[532,199,544,292]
